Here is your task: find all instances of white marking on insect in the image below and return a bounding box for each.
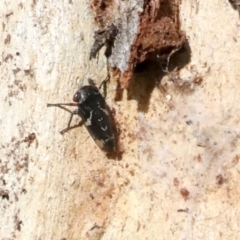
[105,136,114,142]
[100,108,109,115]
[85,111,93,126]
[101,126,108,131]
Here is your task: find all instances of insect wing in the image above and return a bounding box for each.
[78,86,116,152]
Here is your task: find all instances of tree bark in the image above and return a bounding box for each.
[1,0,240,239]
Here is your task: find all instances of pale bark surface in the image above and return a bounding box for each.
[1,0,240,239]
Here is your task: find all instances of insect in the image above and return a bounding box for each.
[47,79,116,153]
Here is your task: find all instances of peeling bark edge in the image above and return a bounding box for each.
[91,0,186,88]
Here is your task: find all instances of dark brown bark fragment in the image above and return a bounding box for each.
[121,0,185,87]
[91,0,186,88]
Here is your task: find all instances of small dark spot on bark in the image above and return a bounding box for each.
[216,174,226,185]
[13,68,21,74]
[4,34,11,44]
[1,192,9,200]
[5,12,13,18]
[4,54,13,62]
[23,133,36,147]
[173,177,179,187]
[186,120,193,125]
[180,188,189,200]
[177,208,188,213]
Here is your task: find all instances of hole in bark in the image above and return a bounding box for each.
[127,40,191,112]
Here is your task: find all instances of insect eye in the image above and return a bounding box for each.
[73,92,79,102]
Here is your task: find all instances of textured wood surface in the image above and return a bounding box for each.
[1,0,240,239]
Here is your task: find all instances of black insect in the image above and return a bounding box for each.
[47,79,116,153]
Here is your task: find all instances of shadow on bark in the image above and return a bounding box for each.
[126,41,191,112]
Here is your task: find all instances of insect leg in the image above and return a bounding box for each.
[98,74,110,90]
[88,75,110,90]
[47,103,78,107]
[60,109,83,134]
[47,103,82,134]
[88,77,109,97]
[47,103,78,115]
